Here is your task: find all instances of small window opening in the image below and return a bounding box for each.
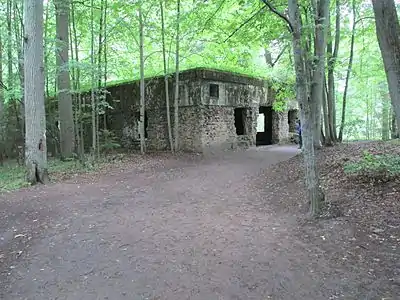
[209,84,219,98]
[234,108,245,135]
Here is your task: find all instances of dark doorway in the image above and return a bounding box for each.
[234,108,245,135]
[288,109,297,132]
[256,106,273,146]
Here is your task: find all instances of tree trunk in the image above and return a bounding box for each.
[24,0,49,184]
[372,0,400,128]
[160,0,174,152]
[326,0,340,142]
[391,109,399,138]
[44,2,50,99]
[55,0,75,158]
[14,0,25,145]
[264,48,273,67]
[71,0,84,158]
[103,0,108,130]
[288,0,324,217]
[139,5,146,154]
[322,78,333,145]
[90,0,97,155]
[338,0,356,142]
[382,92,390,140]
[0,34,4,166]
[174,0,181,152]
[310,0,330,149]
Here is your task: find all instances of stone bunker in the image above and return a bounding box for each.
[100,68,298,152]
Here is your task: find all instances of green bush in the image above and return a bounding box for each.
[99,129,121,154]
[344,150,400,182]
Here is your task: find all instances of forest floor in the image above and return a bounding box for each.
[0,142,399,299]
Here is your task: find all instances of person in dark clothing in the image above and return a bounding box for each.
[295,119,302,149]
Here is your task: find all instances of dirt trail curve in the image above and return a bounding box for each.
[0,146,376,299]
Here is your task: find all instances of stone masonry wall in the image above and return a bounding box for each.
[79,68,297,152]
[272,111,289,144]
[200,106,236,150]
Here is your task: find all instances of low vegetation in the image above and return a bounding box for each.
[344,150,400,183]
[0,159,96,192]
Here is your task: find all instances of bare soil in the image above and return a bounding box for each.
[0,144,398,299]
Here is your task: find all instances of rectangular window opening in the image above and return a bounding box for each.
[209,84,219,98]
[234,108,245,135]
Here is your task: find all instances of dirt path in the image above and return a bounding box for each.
[0,146,383,299]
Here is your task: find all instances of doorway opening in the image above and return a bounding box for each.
[256,106,273,145]
[234,108,246,135]
[288,109,298,133]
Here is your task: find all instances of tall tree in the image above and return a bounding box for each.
[90,0,97,155]
[311,0,330,149]
[174,0,181,152]
[289,0,328,216]
[55,0,75,158]
[160,0,174,152]
[24,0,49,184]
[338,0,356,141]
[372,0,400,128]
[381,91,390,140]
[71,0,84,158]
[139,4,146,154]
[325,0,341,143]
[0,34,4,166]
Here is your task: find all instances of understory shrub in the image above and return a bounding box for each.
[344,150,400,182]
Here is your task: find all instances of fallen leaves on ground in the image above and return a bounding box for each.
[262,141,400,296]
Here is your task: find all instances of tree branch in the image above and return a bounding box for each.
[355,16,374,25]
[260,0,293,32]
[223,6,266,43]
[271,44,289,67]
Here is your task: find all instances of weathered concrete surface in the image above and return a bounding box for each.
[95,68,297,152]
[0,146,370,300]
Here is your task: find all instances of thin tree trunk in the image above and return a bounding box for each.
[322,78,333,145]
[71,0,84,158]
[372,0,400,128]
[103,0,108,129]
[338,0,356,141]
[44,1,50,99]
[139,5,145,154]
[55,0,75,158]
[90,0,97,155]
[326,0,340,142]
[310,0,330,149]
[160,0,174,152]
[24,0,49,184]
[382,91,390,140]
[288,0,324,217]
[174,0,181,151]
[96,0,104,156]
[366,85,370,139]
[69,14,78,156]
[391,109,399,138]
[14,0,25,141]
[0,34,4,165]
[9,0,24,163]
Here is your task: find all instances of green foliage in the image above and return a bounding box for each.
[99,129,121,154]
[0,159,86,192]
[344,150,400,182]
